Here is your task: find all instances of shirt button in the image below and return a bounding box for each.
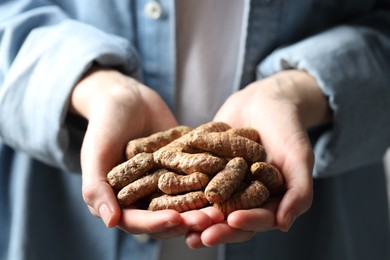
[133,234,151,243]
[144,0,163,20]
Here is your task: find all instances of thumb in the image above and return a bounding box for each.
[82,176,121,228]
[80,124,123,228]
[275,144,314,232]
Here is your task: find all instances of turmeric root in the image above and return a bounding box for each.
[153,148,226,175]
[193,121,231,133]
[250,162,285,195]
[213,180,270,218]
[187,131,266,163]
[117,169,168,207]
[158,171,210,195]
[107,152,154,190]
[126,125,192,159]
[148,191,209,212]
[226,127,260,143]
[160,122,230,153]
[160,135,201,154]
[107,122,280,215]
[205,157,247,203]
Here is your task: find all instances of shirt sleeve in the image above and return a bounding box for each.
[257,9,390,178]
[0,2,140,172]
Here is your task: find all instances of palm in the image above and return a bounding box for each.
[73,69,182,230]
[189,76,315,247]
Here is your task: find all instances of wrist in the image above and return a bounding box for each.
[272,70,332,128]
[69,65,141,120]
[69,66,98,118]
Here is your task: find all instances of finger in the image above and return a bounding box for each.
[276,182,313,232]
[119,208,182,234]
[247,112,313,232]
[80,124,123,228]
[80,99,145,228]
[184,199,273,248]
[199,206,225,224]
[200,223,256,247]
[180,209,214,231]
[184,207,225,248]
[149,225,188,240]
[81,123,122,228]
[276,149,313,232]
[82,178,121,228]
[226,200,279,231]
[149,208,217,239]
[185,231,204,249]
[87,205,98,217]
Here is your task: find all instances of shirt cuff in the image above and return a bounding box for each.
[0,20,140,172]
[257,25,390,178]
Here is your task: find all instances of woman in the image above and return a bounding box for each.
[1,0,389,259]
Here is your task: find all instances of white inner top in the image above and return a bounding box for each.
[174,0,246,128]
[160,0,246,259]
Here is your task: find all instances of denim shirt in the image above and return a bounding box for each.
[1,1,390,259]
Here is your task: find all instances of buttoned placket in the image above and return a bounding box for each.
[144,0,164,19]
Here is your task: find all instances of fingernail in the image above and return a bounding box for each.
[284,212,295,232]
[99,204,111,227]
[165,219,181,228]
[190,225,202,232]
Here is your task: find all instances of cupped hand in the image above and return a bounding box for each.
[186,70,331,248]
[70,66,188,235]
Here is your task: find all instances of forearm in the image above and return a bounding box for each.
[0,3,138,171]
[258,12,390,177]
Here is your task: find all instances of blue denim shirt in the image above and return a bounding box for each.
[1,1,390,259]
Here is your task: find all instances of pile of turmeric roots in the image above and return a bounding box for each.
[107,122,285,218]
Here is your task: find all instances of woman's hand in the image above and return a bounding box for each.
[186,70,331,248]
[69,66,187,233]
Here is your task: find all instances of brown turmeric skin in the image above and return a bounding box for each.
[250,162,285,195]
[160,121,231,154]
[158,171,210,195]
[117,169,167,207]
[205,157,248,203]
[148,191,209,212]
[125,125,192,159]
[226,127,260,143]
[213,180,270,218]
[107,123,279,214]
[193,121,231,133]
[187,131,266,163]
[153,148,226,175]
[107,152,155,190]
